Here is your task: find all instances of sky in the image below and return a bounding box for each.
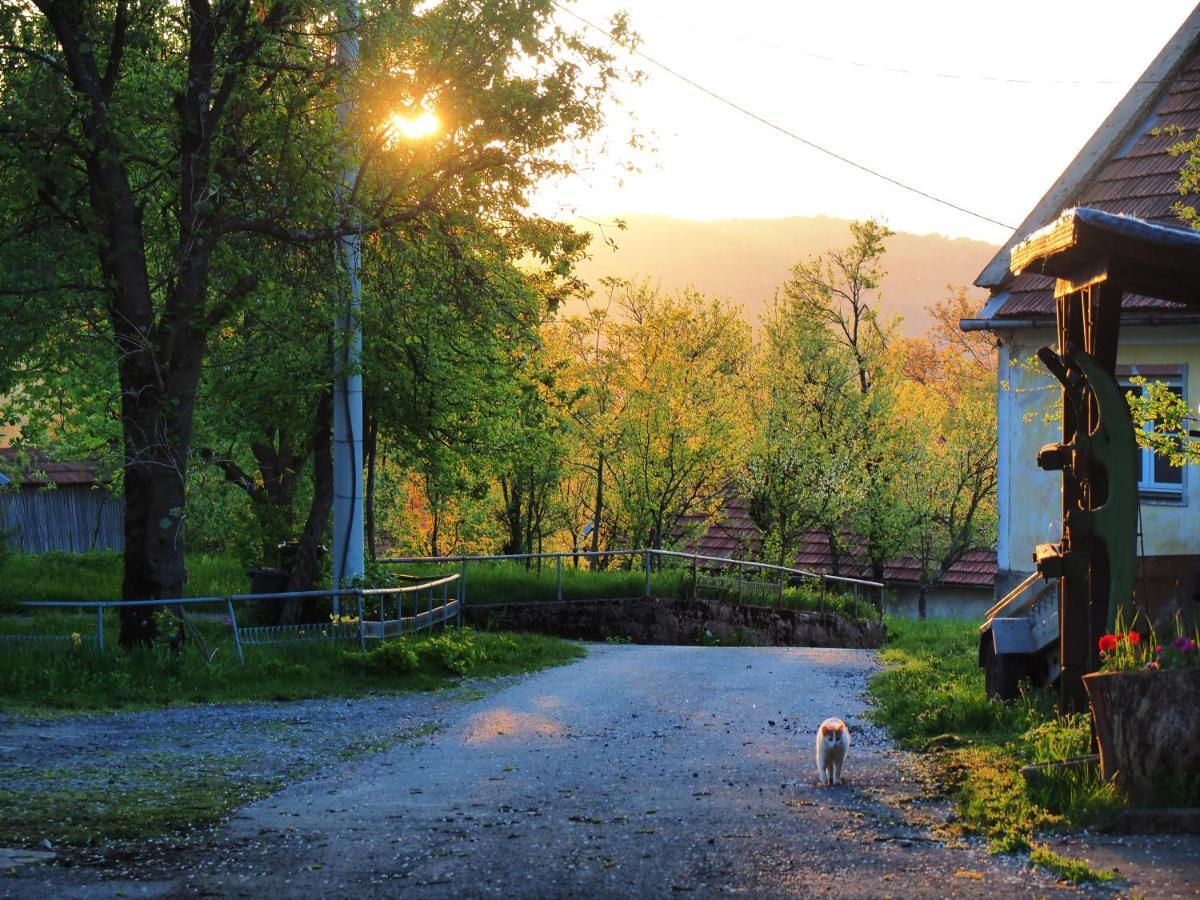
[532,1,1200,243]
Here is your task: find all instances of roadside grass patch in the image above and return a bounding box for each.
[0,551,246,610]
[0,626,584,712]
[0,765,275,848]
[869,617,1122,885]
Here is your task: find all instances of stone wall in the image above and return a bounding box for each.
[463,596,886,649]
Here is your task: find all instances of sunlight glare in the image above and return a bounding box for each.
[385,110,440,142]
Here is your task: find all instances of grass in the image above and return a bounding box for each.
[0,550,245,611]
[0,763,278,848]
[868,617,1121,885]
[0,625,585,712]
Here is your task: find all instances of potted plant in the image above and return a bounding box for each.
[1082,618,1200,803]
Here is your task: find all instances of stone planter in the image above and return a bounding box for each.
[1083,667,1200,801]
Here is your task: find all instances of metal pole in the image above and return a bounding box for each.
[644,549,651,598]
[691,554,698,601]
[331,0,365,609]
[356,589,366,651]
[442,580,448,625]
[556,555,563,602]
[227,599,245,665]
[819,575,826,615]
[96,605,104,652]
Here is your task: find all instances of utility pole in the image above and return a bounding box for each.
[332,0,365,609]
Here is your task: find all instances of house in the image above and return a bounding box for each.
[962,6,1200,611]
[0,448,123,553]
[677,496,997,619]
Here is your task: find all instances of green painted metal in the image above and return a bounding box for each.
[1068,348,1138,631]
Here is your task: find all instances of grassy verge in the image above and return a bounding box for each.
[0,627,585,849]
[0,550,246,611]
[868,617,1118,885]
[0,625,584,712]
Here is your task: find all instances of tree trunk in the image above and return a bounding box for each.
[917,583,928,620]
[590,453,604,570]
[365,412,378,561]
[117,335,205,647]
[280,391,334,625]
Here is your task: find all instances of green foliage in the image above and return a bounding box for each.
[0,552,247,606]
[342,630,584,679]
[0,625,582,712]
[1027,846,1114,885]
[868,618,1126,874]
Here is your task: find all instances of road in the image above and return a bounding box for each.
[9,644,1196,898]
[176,645,1074,897]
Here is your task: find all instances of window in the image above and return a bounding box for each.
[1121,372,1185,499]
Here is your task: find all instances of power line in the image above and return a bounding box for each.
[556,3,1019,231]
[611,13,1170,87]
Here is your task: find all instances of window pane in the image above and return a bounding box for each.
[1153,452,1183,486]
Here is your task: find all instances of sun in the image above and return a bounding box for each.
[385,110,440,142]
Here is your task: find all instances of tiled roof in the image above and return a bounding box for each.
[0,448,112,486]
[990,51,1200,320]
[676,495,996,590]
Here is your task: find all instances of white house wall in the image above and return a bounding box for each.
[997,323,1200,593]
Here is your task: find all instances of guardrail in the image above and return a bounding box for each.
[10,576,461,664]
[5,548,883,660]
[379,547,885,620]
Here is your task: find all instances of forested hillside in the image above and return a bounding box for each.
[570,214,997,334]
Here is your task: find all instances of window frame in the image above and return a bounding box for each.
[1119,365,1187,504]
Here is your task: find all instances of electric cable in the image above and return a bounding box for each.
[556,2,1019,231]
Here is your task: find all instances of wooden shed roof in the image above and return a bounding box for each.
[0,448,112,486]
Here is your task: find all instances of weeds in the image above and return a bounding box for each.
[0,627,584,712]
[868,617,1127,882]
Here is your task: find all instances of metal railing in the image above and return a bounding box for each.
[9,576,461,664]
[5,547,883,660]
[379,547,885,620]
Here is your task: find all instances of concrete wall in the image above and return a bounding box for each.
[886,585,994,621]
[996,324,1200,604]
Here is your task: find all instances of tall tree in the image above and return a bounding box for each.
[0,1,633,644]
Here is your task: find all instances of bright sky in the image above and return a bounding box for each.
[533,1,1199,243]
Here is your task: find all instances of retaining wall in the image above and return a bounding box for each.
[463,596,886,649]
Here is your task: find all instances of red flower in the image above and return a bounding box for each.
[1127,631,1141,645]
[1098,634,1119,653]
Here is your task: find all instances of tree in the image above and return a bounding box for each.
[748,220,907,575]
[890,290,998,618]
[0,1,633,644]
[604,282,751,550]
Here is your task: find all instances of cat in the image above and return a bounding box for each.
[815,717,850,786]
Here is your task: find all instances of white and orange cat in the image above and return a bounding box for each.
[815,717,850,786]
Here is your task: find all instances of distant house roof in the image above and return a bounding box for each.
[973,7,1200,323]
[0,448,113,486]
[676,495,996,590]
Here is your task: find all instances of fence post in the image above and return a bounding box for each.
[442,579,449,626]
[691,554,698,601]
[427,586,433,629]
[737,562,743,605]
[226,598,245,665]
[459,559,468,609]
[356,589,366,651]
[644,549,651,598]
[556,555,563,602]
[819,575,826,615]
[96,605,104,652]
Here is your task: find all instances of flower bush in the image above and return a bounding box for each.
[1098,611,1198,673]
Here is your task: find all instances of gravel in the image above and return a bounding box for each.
[2,644,1197,898]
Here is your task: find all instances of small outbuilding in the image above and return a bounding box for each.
[0,448,123,553]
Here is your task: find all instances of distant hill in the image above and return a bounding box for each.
[567,214,999,336]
